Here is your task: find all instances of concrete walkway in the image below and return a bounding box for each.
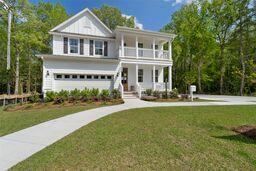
[1,95,256,170]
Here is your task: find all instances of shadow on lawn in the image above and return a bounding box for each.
[214,133,256,144]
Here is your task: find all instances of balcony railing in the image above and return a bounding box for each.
[120,46,170,60]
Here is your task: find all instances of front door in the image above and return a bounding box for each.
[122,68,128,91]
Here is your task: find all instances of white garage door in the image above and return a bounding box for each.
[53,74,114,91]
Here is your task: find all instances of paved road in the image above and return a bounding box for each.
[1,95,256,170]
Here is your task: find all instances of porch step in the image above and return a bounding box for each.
[123,91,138,99]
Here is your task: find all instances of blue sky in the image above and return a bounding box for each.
[29,0,187,31]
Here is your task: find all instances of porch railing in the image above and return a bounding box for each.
[120,46,170,60]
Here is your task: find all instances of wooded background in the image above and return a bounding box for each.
[0,0,255,95]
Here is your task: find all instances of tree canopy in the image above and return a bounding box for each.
[162,0,256,95]
[92,5,135,30]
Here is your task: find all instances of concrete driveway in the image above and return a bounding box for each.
[195,94,256,103]
[1,95,256,170]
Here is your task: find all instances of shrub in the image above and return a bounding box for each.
[58,90,69,101]
[81,88,91,101]
[181,94,189,100]
[141,95,157,101]
[91,88,100,101]
[169,88,179,99]
[30,92,40,103]
[153,90,161,98]
[145,89,153,96]
[69,89,81,102]
[101,89,110,101]
[111,89,121,99]
[45,91,56,102]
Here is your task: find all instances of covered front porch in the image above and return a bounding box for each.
[119,62,172,98]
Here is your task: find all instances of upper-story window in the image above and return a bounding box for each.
[95,41,103,55]
[69,39,78,54]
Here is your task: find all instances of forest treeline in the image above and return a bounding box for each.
[162,0,256,95]
[0,0,255,95]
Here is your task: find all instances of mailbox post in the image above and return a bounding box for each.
[190,85,196,101]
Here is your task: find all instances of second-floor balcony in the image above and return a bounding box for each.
[115,26,175,61]
[121,46,169,60]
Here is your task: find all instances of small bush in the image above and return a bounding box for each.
[69,89,81,102]
[45,91,56,102]
[181,94,189,100]
[153,90,161,98]
[91,88,100,101]
[58,90,69,101]
[169,88,179,99]
[111,89,121,99]
[101,89,110,101]
[145,89,153,96]
[30,92,40,103]
[81,88,91,101]
[141,95,157,101]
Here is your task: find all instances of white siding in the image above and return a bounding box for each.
[43,58,119,92]
[53,35,63,55]
[59,11,112,37]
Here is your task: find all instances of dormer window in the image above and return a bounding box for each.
[69,39,78,54]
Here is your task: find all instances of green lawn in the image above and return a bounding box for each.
[0,102,118,136]
[11,105,256,170]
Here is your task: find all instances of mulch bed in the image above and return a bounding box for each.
[232,125,256,140]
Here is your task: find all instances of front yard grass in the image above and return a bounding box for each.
[0,100,123,136]
[12,105,256,170]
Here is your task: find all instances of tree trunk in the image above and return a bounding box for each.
[14,49,20,95]
[197,60,202,93]
[220,46,225,95]
[239,30,245,96]
[27,52,31,93]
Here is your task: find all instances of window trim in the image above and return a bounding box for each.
[69,38,79,54]
[94,40,103,56]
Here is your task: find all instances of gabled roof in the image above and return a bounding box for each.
[50,8,113,35]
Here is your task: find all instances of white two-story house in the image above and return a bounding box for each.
[39,8,175,98]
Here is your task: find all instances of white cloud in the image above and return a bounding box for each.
[164,0,194,6]
[122,14,143,29]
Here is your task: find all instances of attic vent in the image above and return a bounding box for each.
[84,17,91,28]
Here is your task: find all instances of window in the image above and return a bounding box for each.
[72,75,78,79]
[152,70,159,83]
[107,76,112,80]
[138,69,143,82]
[69,39,78,53]
[94,75,99,79]
[56,74,62,79]
[101,75,106,79]
[87,75,92,79]
[65,75,70,79]
[95,41,103,55]
[79,75,85,79]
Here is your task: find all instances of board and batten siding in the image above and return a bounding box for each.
[59,11,112,37]
[43,58,120,92]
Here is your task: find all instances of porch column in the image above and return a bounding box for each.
[168,65,172,91]
[119,63,123,98]
[135,36,138,59]
[135,64,138,84]
[153,65,156,90]
[168,39,172,61]
[152,39,155,59]
[121,34,124,57]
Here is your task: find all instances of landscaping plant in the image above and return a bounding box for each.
[111,89,121,99]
